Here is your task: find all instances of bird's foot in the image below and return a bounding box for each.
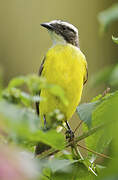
[66,129,74,142]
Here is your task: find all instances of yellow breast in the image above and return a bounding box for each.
[39,44,87,121]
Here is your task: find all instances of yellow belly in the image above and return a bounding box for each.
[39,44,87,121]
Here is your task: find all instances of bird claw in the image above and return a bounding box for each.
[66,129,74,141]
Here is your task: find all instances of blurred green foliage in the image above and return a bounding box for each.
[91,63,118,88]
[112,35,118,44]
[98,3,118,33]
[0,72,118,179]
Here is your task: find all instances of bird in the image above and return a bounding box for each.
[36,20,88,136]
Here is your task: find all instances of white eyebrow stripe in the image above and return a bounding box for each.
[61,22,78,33]
[50,20,78,34]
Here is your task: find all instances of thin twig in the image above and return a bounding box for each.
[37,123,106,159]
[77,143,112,160]
[37,148,59,159]
[74,123,105,144]
[74,121,83,133]
[102,87,110,98]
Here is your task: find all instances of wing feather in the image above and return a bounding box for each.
[36,57,45,116]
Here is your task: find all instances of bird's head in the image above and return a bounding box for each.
[41,20,79,47]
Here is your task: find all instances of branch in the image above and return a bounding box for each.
[74,123,105,144]
[77,143,112,160]
[74,120,83,133]
[37,123,106,159]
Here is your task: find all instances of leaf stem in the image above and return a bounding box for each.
[74,123,105,144]
[77,143,112,160]
[74,120,83,133]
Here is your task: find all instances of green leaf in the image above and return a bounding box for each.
[98,3,118,33]
[42,159,77,173]
[2,88,42,106]
[83,91,118,155]
[6,74,68,107]
[0,100,65,150]
[39,158,96,180]
[31,130,65,150]
[0,100,40,132]
[76,91,117,157]
[112,35,118,44]
[77,101,100,129]
[40,159,76,180]
[8,76,27,88]
[76,95,112,156]
[8,74,45,94]
[26,75,45,93]
[50,161,96,180]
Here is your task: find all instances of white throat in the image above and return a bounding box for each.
[48,31,66,45]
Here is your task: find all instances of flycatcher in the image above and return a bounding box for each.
[36,20,88,133]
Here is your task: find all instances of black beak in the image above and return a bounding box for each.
[40,23,53,30]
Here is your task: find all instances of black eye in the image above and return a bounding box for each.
[62,26,66,30]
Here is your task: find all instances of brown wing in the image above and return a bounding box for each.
[83,67,88,85]
[36,57,45,116]
[38,57,45,76]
